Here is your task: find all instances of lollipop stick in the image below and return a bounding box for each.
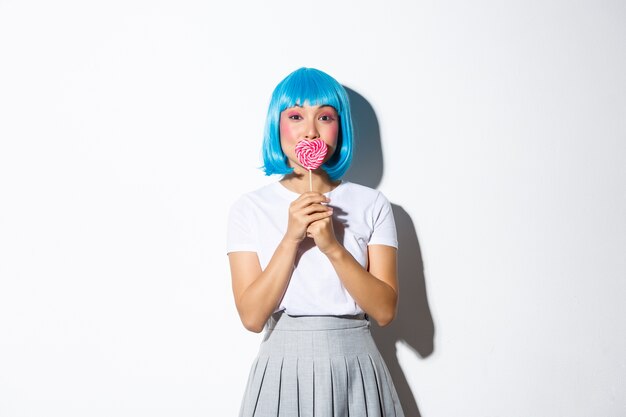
[309,169,312,192]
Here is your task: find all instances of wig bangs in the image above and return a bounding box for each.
[276,70,344,114]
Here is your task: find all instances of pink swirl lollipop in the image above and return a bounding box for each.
[295,139,328,171]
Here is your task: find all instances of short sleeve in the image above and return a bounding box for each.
[368,192,398,248]
[226,196,257,254]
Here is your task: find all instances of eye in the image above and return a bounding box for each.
[288,114,303,120]
[319,114,336,122]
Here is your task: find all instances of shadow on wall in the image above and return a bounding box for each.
[344,87,436,417]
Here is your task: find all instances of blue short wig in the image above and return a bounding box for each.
[261,67,354,180]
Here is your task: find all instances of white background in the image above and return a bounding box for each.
[1,1,625,416]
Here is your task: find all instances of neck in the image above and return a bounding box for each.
[280,168,340,195]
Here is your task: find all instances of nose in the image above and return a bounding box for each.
[304,120,320,139]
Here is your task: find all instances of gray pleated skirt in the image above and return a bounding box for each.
[238,312,405,417]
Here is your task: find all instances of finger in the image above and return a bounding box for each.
[292,193,330,208]
[290,204,331,223]
[306,210,334,223]
[299,203,333,216]
[294,197,330,211]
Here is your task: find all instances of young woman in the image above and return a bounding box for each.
[227,67,405,417]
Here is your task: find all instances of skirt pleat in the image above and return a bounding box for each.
[330,356,348,417]
[278,356,298,416]
[238,312,405,417]
[241,355,270,417]
[357,355,382,417]
[379,356,404,417]
[298,357,314,417]
[315,357,333,416]
[239,357,258,417]
[368,354,396,417]
[345,356,367,416]
[255,356,283,416]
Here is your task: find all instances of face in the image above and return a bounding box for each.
[279,104,340,171]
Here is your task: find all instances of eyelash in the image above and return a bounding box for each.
[287,114,336,121]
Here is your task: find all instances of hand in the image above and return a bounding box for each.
[306,215,341,255]
[284,192,334,244]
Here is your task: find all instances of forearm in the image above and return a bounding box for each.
[325,245,398,326]
[236,238,299,332]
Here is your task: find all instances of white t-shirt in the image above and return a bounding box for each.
[226,180,397,316]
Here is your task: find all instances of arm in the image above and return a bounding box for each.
[228,239,299,333]
[228,192,333,333]
[326,244,398,326]
[306,218,398,326]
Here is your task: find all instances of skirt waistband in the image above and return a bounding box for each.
[267,311,369,331]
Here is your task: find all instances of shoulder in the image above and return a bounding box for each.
[339,181,392,207]
[229,182,282,211]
